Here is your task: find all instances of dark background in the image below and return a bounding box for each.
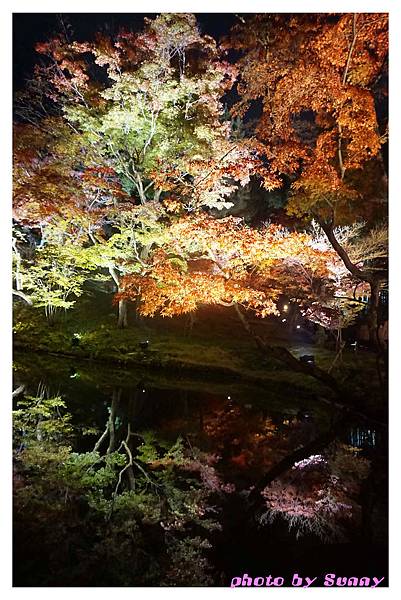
[13,13,240,89]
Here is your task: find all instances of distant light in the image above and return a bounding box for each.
[283,304,288,311]
[227,396,231,400]
[296,325,301,329]
[142,389,146,393]
[282,318,286,323]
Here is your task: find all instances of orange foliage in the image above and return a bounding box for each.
[13,121,129,225]
[228,13,388,220]
[116,215,344,321]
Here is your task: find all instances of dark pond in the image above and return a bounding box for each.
[13,350,388,586]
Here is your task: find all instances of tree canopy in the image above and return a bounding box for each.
[13,13,388,338]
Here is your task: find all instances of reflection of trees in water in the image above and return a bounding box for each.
[13,390,234,586]
[140,394,374,543]
[81,385,381,547]
[115,389,373,539]
[13,382,382,584]
[200,402,319,481]
[348,426,377,448]
[260,444,370,542]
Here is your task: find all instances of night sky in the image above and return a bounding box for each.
[13,13,239,90]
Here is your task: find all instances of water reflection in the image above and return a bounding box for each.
[348,427,377,448]
[13,352,387,586]
[13,352,382,488]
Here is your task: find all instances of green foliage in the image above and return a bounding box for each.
[164,537,215,586]
[61,20,239,210]
[13,395,73,445]
[13,394,221,585]
[13,222,103,316]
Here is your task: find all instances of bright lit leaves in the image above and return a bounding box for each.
[228,13,388,221]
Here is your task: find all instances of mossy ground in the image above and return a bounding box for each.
[13,292,386,418]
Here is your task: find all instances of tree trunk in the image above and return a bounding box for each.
[132,296,143,322]
[248,415,347,505]
[12,384,25,399]
[45,305,56,327]
[117,298,128,329]
[234,304,340,395]
[287,304,299,332]
[319,221,386,349]
[335,327,343,353]
[12,289,32,305]
[368,279,380,346]
[107,389,121,454]
[186,311,197,336]
[140,244,151,262]
[108,266,128,329]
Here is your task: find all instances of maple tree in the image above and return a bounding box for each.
[13,14,272,327]
[260,445,370,542]
[116,214,363,338]
[12,219,112,323]
[12,202,171,326]
[13,13,388,341]
[32,13,265,212]
[12,13,389,587]
[12,118,132,323]
[228,13,388,343]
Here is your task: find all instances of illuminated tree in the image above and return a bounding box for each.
[12,221,105,323]
[14,14,271,327]
[83,203,171,327]
[33,13,264,211]
[13,13,388,340]
[229,13,388,342]
[116,214,360,334]
[13,127,156,326]
[260,445,370,542]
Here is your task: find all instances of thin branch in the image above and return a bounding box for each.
[194,145,237,189]
[338,14,360,181]
[343,14,359,86]
[107,440,134,520]
[12,289,33,305]
[93,424,109,452]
